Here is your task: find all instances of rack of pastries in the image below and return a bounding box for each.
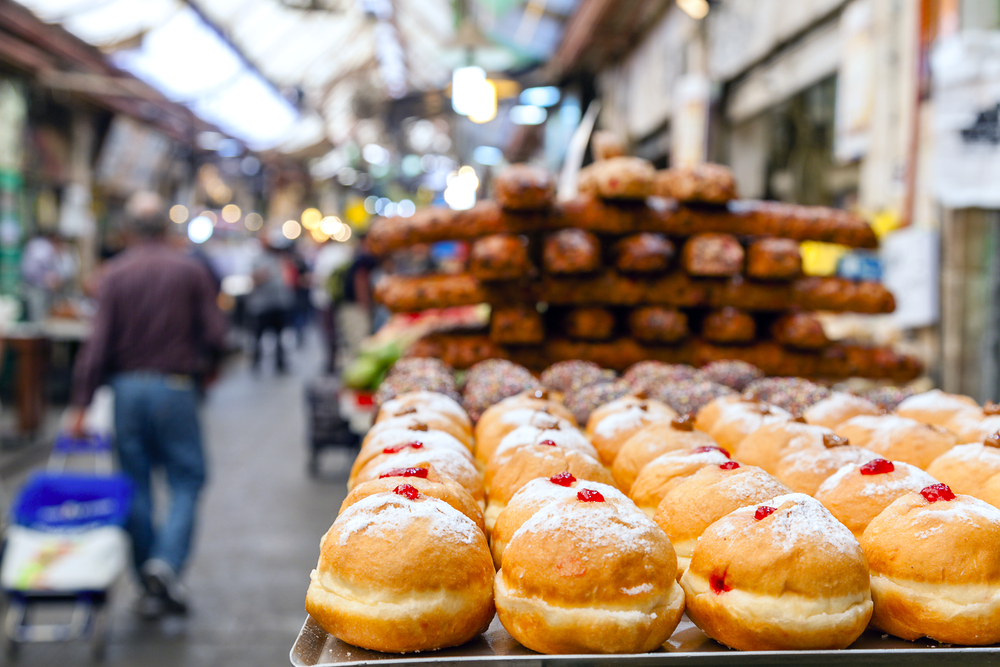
[367,159,919,382]
[301,356,1000,660]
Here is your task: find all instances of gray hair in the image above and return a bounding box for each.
[124,191,169,237]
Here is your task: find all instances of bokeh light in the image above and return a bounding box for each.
[169,205,189,224]
[301,207,322,230]
[320,216,343,236]
[188,216,214,244]
[282,220,301,240]
[244,212,263,231]
[221,204,241,223]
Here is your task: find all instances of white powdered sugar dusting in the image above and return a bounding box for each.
[816,461,936,498]
[594,407,666,440]
[804,392,876,424]
[645,449,731,470]
[622,583,653,595]
[364,428,471,459]
[713,402,792,437]
[369,449,478,482]
[938,443,1000,466]
[494,425,596,460]
[335,493,480,546]
[719,468,788,503]
[919,496,1000,526]
[897,390,976,415]
[762,493,859,554]
[508,478,629,508]
[781,447,878,477]
[511,495,659,554]
[844,414,923,439]
[382,392,467,422]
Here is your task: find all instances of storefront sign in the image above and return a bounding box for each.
[932,33,1000,208]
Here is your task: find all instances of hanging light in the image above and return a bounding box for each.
[676,0,709,20]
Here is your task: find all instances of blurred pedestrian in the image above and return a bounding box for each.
[21,230,76,321]
[68,192,227,618]
[311,239,352,372]
[247,230,294,373]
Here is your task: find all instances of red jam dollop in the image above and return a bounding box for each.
[754,505,776,521]
[383,441,423,454]
[860,458,895,476]
[921,483,955,503]
[693,446,730,459]
[549,472,577,487]
[393,483,420,500]
[710,573,731,594]
[719,461,740,471]
[538,439,557,447]
[577,488,605,502]
[379,467,429,480]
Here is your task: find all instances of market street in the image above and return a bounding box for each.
[6,334,351,666]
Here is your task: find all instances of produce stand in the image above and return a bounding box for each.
[292,615,999,666]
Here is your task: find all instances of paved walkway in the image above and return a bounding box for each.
[4,332,353,666]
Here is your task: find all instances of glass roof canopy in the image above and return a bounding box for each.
[14,0,578,152]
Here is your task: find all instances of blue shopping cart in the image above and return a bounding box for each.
[1,434,131,659]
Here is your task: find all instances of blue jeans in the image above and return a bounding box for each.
[112,373,207,577]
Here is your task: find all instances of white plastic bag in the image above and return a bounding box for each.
[1,525,128,591]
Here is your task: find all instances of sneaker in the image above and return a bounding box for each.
[141,559,189,616]
[136,590,165,620]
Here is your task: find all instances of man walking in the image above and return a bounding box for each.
[69,192,227,617]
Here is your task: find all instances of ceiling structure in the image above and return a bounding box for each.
[10,0,593,154]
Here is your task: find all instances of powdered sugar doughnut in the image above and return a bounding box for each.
[835,414,956,469]
[736,420,846,470]
[490,474,630,568]
[925,442,1000,498]
[586,396,676,465]
[356,448,485,505]
[377,390,472,434]
[364,412,474,450]
[803,391,881,429]
[612,416,717,492]
[475,405,575,465]
[484,425,598,491]
[681,493,872,651]
[306,490,494,653]
[942,404,1000,443]
[895,389,979,427]
[815,459,939,538]
[862,485,1000,644]
[653,462,791,575]
[350,429,473,488]
[772,445,880,495]
[629,447,732,516]
[495,490,685,654]
[695,396,793,452]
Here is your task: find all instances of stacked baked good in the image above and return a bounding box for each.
[370,159,920,382]
[308,365,1000,654]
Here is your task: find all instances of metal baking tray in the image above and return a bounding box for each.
[290,614,1000,666]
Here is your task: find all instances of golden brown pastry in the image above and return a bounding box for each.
[349,429,475,489]
[735,420,845,471]
[771,445,880,496]
[694,396,793,453]
[894,389,980,428]
[585,395,677,465]
[628,307,689,344]
[942,403,1000,443]
[745,237,801,280]
[469,234,534,282]
[305,488,495,653]
[814,458,939,538]
[490,304,545,345]
[835,414,957,469]
[376,390,472,435]
[340,466,486,534]
[861,485,1000,644]
[494,163,555,210]
[925,442,1000,498]
[489,474,628,569]
[612,415,718,492]
[681,493,872,650]
[363,412,474,451]
[653,461,791,574]
[802,391,881,429]
[543,228,602,274]
[483,424,598,492]
[654,164,737,204]
[701,307,756,344]
[494,490,686,653]
[629,446,733,516]
[681,233,745,277]
[577,156,656,200]
[614,233,675,274]
[353,446,485,505]
[770,312,829,350]
[564,307,617,340]
[484,445,613,532]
